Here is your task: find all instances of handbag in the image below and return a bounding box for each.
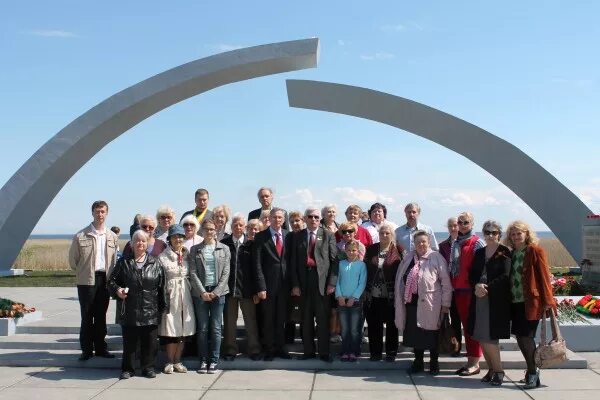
[438,313,460,355]
[534,308,568,368]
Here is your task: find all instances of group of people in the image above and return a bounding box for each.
[68,187,555,390]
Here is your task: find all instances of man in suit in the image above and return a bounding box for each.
[180,188,213,228]
[248,187,289,230]
[290,207,338,362]
[253,207,290,360]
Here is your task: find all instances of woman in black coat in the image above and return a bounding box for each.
[468,220,511,386]
[109,229,167,380]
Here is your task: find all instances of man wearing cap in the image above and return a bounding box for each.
[289,207,338,362]
[180,188,213,227]
[69,200,119,361]
[248,187,289,231]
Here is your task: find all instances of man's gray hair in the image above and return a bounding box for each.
[404,202,421,213]
[257,187,273,197]
[231,213,247,225]
[304,207,320,217]
[270,207,285,216]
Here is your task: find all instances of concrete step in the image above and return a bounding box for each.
[0,347,587,369]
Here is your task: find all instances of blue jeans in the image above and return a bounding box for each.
[339,303,362,355]
[193,295,225,364]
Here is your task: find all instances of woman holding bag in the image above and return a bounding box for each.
[468,220,511,385]
[504,220,556,389]
[394,230,452,375]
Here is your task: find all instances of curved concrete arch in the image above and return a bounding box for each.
[0,39,319,271]
[286,79,592,261]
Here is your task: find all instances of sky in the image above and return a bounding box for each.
[1,1,598,234]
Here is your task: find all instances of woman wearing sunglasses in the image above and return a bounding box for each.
[121,215,166,259]
[468,220,511,385]
[181,214,203,251]
[449,212,485,376]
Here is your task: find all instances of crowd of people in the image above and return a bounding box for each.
[68,187,556,389]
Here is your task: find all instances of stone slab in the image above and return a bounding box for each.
[526,391,600,400]
[94,389,205,400]
[13,367,118,389]
[418,388,530,400]
[112,369,219,390]
[0,387,102,400]
[212,369,314,390]
[0,366,46,389]
[202,390,311,400]
[0,311,43,336]
[312,392,419,400]
[504,369,600,390]
[313,370,413,391]
[0,269,24,277]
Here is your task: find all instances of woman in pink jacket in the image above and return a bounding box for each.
[395,230,452,375]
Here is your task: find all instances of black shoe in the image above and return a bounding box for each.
[120,371,132,380]
[523,369,540,389]
[385,354,396,362]
[369,354,382,362]
[451,351,462,358]
[276,351,292,359]
[143,369,156,378]
[95,351,115,358]
[78,352,93,361]
[458,367,481,376]
[301,353,316,360]
[249,353,262,361]
[263,354,274,361]
[481,370,493,382]
[429,361,440,376]
[223,355,235,361]
[490,371,505,386]
[408,360,424,374]
[319,354,333,363]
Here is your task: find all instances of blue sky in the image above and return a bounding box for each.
[1,1,598,234]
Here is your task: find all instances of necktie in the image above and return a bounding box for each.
[307,231,316,267]
[275,233,283,256]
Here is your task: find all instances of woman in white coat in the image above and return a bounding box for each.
[157,224,196,374]
[395,230,452,375]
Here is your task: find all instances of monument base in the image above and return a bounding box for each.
[0,269,24,277]
[0,310,43,336]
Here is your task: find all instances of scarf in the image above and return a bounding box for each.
[404,254,422,304]
[449,230,473,278]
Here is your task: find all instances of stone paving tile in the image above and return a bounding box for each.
[112,370,218,390]
[212,370,313,390]
[203,390,310,400]
[418,388,530,400]
[0,366,46,389]
[0,387,102,400]
[526,390,600,400]
[504,369,600,390]
[95,388,204,400]
[312,390,419,400]
[12,367,118,389]
[313,370,413,391]
[410,371,520,390]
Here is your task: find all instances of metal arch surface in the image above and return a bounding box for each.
[286,79,592,261]
[0,38,319,270]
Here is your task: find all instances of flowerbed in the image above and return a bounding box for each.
[576,294,600,317]
[0,298,36,319]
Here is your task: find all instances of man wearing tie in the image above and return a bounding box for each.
[290,207,338,362]
[253,208,290,360]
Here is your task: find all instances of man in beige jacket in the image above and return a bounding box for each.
[69,200,119,361]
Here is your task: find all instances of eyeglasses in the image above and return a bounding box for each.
[457,220,470,226]
[141,225,155,231]
[307,215,320,219]
[341,230,355,234]
[483,230,500,236]
[160,215,173,220]
[183,223,195,228]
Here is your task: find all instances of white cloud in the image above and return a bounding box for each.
[380,24,406,32]
[337,39,345,46]
[360,52,395,61]
[576,179,600,207]
[333,187,394,204]
[25,30,77,38]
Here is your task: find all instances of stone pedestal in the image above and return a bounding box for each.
[0,310,43,336]
[0,269,24,277]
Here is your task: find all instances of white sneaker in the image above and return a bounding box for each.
[207,363,218,374]
[197,361,208,374]
[163,363,173,374]
[173,363,187,373]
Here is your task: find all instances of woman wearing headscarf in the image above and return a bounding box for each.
[394,230,452,375]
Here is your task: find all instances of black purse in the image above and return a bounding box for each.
[438,313,460,355]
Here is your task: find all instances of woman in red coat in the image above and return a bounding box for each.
[504,220,556,390]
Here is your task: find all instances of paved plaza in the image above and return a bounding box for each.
[1,288,600,399]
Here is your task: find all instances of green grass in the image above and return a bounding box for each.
[0,270,76,287]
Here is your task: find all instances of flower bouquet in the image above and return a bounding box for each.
[576,294,600,317]
[0,298,36,319]
[556,298,590,324]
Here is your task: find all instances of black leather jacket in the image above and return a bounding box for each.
[108,255,167,327]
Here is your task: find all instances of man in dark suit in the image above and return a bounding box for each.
[253,207,290,360]
[180,188,213,228]
[289,207,338,362]
[248,187,289,230]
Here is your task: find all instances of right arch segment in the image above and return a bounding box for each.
[286,79,591,261]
